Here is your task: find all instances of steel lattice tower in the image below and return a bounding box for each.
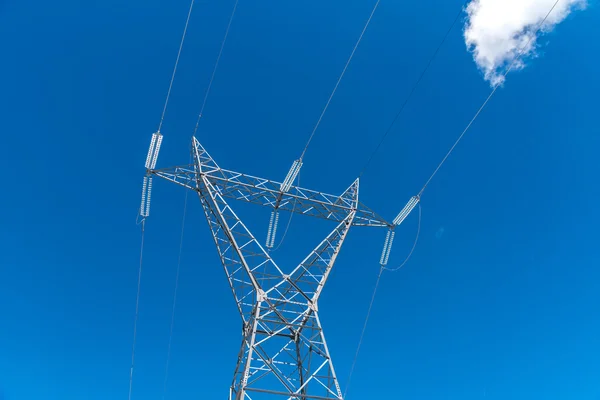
[141,135,392,400]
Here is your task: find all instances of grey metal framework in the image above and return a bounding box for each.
[146,137,392,400]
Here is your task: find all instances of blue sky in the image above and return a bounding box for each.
[1,0,599,399]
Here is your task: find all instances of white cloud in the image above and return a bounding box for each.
[464,0,586,86]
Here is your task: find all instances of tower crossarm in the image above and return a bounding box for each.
[151,166,389,227]
[148,136,390,228]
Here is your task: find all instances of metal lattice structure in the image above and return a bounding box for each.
[142,136,393,400]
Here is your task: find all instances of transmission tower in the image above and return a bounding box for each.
[140,134,394,399]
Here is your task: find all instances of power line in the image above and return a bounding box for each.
[193,0,240,137]
[343,204,421,398]
[358,1,467,178]
[161,190,189,400]
[418,0,562,197]
[157,1,240,391]
[128,221,146,400]
[273,0,381,250]
[157,0,196,134]
[300,0,381,160]
[343,266,384,399]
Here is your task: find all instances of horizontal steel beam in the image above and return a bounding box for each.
[151,165,390,227]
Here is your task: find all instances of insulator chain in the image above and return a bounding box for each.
[140,133,163,219]
[379,229,393,266]
[270,212,280,248]
[266,211,275,248]
[140,176,148,217]
[145,132,163,170]
[146,177,153,217]
[280,160,302,193]
[265,160,301,248]
[140,176,153,218]
[145,135,157,169]
[266,211,280,249]
[379,196,420,267]
[393,196,419,226]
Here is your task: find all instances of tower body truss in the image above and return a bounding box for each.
[150,138,386,399]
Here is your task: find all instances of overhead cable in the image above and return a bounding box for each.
[343,267,384,399]
[345,202,421,396]
[161,190,189,400]
[128,221,146,400]
[193,0,240,137]
[157,0,196,134]
[300,0,381,161]
[358,1,467,178]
